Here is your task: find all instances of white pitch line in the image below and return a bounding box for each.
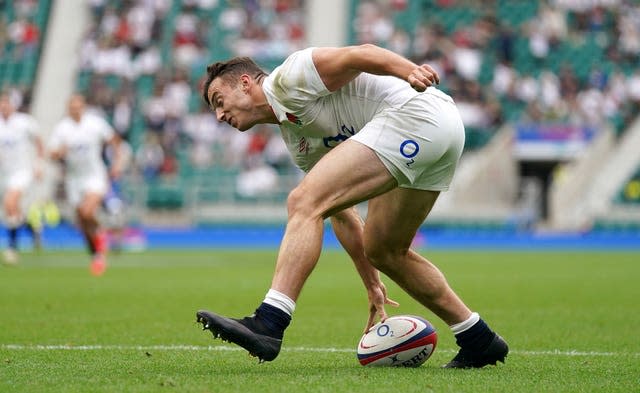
[1,344,638,357]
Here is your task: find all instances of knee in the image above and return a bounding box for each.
[3,192,20,212]
[286,186,319,219]
[77,205,95,221]
[364,240,408,273]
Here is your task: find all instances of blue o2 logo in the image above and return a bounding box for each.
[400,139,419,167]
[376,324,390,337]
[400,140,419,158]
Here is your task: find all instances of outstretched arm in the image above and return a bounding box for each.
[312,44,440,92]
[106,134,126,180]
[331,206,399,332]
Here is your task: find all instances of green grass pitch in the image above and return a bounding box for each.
[1,249,638,392]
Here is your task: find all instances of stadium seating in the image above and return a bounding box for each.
[351,0,638,144]
[0,0,52,106]
[70,0,639,213]
[72,0,307,209]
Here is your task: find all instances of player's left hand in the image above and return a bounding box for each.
[364,282,399,333]
[407,64,440,92]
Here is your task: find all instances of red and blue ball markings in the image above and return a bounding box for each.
[358,316,437,366]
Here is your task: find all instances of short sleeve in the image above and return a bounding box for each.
[96,115,115,142]
[268,48,331,114]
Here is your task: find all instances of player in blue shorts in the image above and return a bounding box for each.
[196,44,508,368]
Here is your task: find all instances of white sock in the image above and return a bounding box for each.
[450,312,480,335]
[263,288,296,316]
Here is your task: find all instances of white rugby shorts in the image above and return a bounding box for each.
[66,175,108,207]
[0,170,33,193]
[351,90,465,191]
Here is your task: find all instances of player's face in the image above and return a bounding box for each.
[68,96,85,121]
[207,76,256,131]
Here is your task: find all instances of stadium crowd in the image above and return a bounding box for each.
[75,0,303,200]
[353,0,640,140]
[3,0,640,203]
[0,0,50,112]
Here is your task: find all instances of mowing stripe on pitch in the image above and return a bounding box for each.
[1,344,638,357]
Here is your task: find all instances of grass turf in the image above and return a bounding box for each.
[1,249,638,392]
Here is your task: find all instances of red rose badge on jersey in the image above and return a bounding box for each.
[286,112,302,125]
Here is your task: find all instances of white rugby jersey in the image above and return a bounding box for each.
[49,113,114,178]
[0,112,39,174]
[262,47,433,171]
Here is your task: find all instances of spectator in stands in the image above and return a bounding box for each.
[143,83,168,134]
[163,69,191,119]
[236,154,280,199]
[112,89,133,138]
[158,145,179,179]
[8,16,39,60]
[353,1,395,46]
[538,71,562,111]
[450,30,483,81]
[0,93,44,264]
[219,0,305,61]
[92,36,133,78]
[131,43,162,77]
[260,126,295,171]
[173,5,200,54]
[182,103,221,168]
[49,94,126,276]
[126,0,165,55]
[135,131,165,180]
[617,6,640,63]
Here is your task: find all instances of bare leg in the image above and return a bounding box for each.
[197,140,507,365]
[363,188,471,325]
[270,140,397,301]
[363,188,509,368]
[3,189,22,221]
[3,189,23,262]
[197,141,397,361]
[76,192,104,254]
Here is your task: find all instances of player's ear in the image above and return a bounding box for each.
[240,74,251,92]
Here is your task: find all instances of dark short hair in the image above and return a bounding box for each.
[202,57,267,106]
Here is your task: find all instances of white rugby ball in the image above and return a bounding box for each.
[357,315,437,367]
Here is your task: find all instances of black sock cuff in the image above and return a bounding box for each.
[256,302,291,334]
[8,227,18,249]
[454,318,495,351]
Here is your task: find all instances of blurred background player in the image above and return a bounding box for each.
[49,94,125,275]
[0,93,45,265]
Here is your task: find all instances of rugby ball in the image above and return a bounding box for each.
[357,315,437,367]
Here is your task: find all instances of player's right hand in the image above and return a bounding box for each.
[407,64,440,92]
[364,282,399,333]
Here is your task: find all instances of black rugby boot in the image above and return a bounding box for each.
[196,310,283,363]
[443,333,509,368]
